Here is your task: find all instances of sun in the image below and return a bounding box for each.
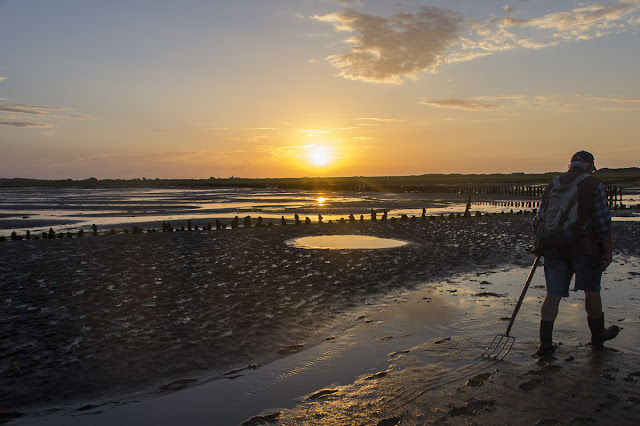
[309,147,331,167]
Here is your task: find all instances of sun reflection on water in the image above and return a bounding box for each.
[287,235,408,250]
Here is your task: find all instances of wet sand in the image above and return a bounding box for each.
[2,214,639,425]
[270,254,640,426]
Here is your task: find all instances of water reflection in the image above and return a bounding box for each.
[3,186,638,235]
[612,216,640,221]
[287,235,408,250]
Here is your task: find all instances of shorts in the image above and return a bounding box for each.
[543,251,602,297]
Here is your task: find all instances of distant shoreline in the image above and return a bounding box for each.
[1,167,640,188]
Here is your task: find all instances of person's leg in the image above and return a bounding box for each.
[584,291,602,319]
[572,252,620,347]
[541,294,562,322]
[538,294,561,355]
[584,291,619,347]
[538,254,571,355]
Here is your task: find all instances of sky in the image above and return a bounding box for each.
[1,0,639,179]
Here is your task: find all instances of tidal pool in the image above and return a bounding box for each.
[286,235,408,250]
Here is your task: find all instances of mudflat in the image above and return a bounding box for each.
[1,214,638,425]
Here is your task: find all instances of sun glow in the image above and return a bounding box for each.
[309,147,331,167]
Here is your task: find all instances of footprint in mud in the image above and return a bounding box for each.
[365,371,389,381]
[441,399,496,420]
[357,315,374,323]
[158,377,198,392]
[473,292,505,298]
[519,378,544,390]
[536,419,560,425]
[75,402,114,413]
[278,344,304,355]
[307,389,339,400]
[627,396,640,405]
[224,364,260,376]
[388,350,410,359]
[466,372,492,387]
[241,411,282,425]
[376,417,401,426]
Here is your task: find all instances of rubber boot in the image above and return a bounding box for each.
[587,314,620,348]
[537,320,555,356]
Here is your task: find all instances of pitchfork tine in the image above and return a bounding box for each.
[482,256,540,360]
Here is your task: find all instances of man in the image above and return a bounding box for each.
[534,150,619,356]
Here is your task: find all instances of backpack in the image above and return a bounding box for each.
[536,173,591,249]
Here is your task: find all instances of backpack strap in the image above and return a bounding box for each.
[570,173,591,187]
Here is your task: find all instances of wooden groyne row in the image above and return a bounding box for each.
[277,183,627,208]
[2,208,538,241]
[2,196,637,241]
[278,183,548,197]
[606,186,625,208]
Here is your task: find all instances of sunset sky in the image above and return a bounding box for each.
[1,0,639,179]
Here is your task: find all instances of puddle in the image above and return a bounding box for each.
[612,216,640,222]
[286,235,408,250]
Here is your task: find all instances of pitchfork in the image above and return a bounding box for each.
[482,255,541,360]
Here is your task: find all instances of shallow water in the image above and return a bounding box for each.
[286,235,409,250]
[25,256,640,425]
[0,186,543,235]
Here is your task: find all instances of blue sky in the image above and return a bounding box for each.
[1,0,639,178]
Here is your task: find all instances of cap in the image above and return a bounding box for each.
[570,150,596,170]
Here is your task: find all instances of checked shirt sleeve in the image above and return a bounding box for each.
[592,182,611,243]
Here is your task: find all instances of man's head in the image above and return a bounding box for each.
[569,150,596,173]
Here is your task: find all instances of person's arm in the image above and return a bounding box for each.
[600,231,613,270]
[532,185,550,256]
[592,182,612,269]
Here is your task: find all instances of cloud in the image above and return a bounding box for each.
[328,0,363,6]
[299,128,332,136]
[0,105,54,116]
[0,102,94,123]
[313,6,464,83]
[419,94,579,113]
[420,98,500,111]
[501,1,640,41]
[315,2,640,83]
[587,95,640,110]
[592,96,640,102]
[80,150,227,163]
[0,121,55,128]
[357,117,406,123]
